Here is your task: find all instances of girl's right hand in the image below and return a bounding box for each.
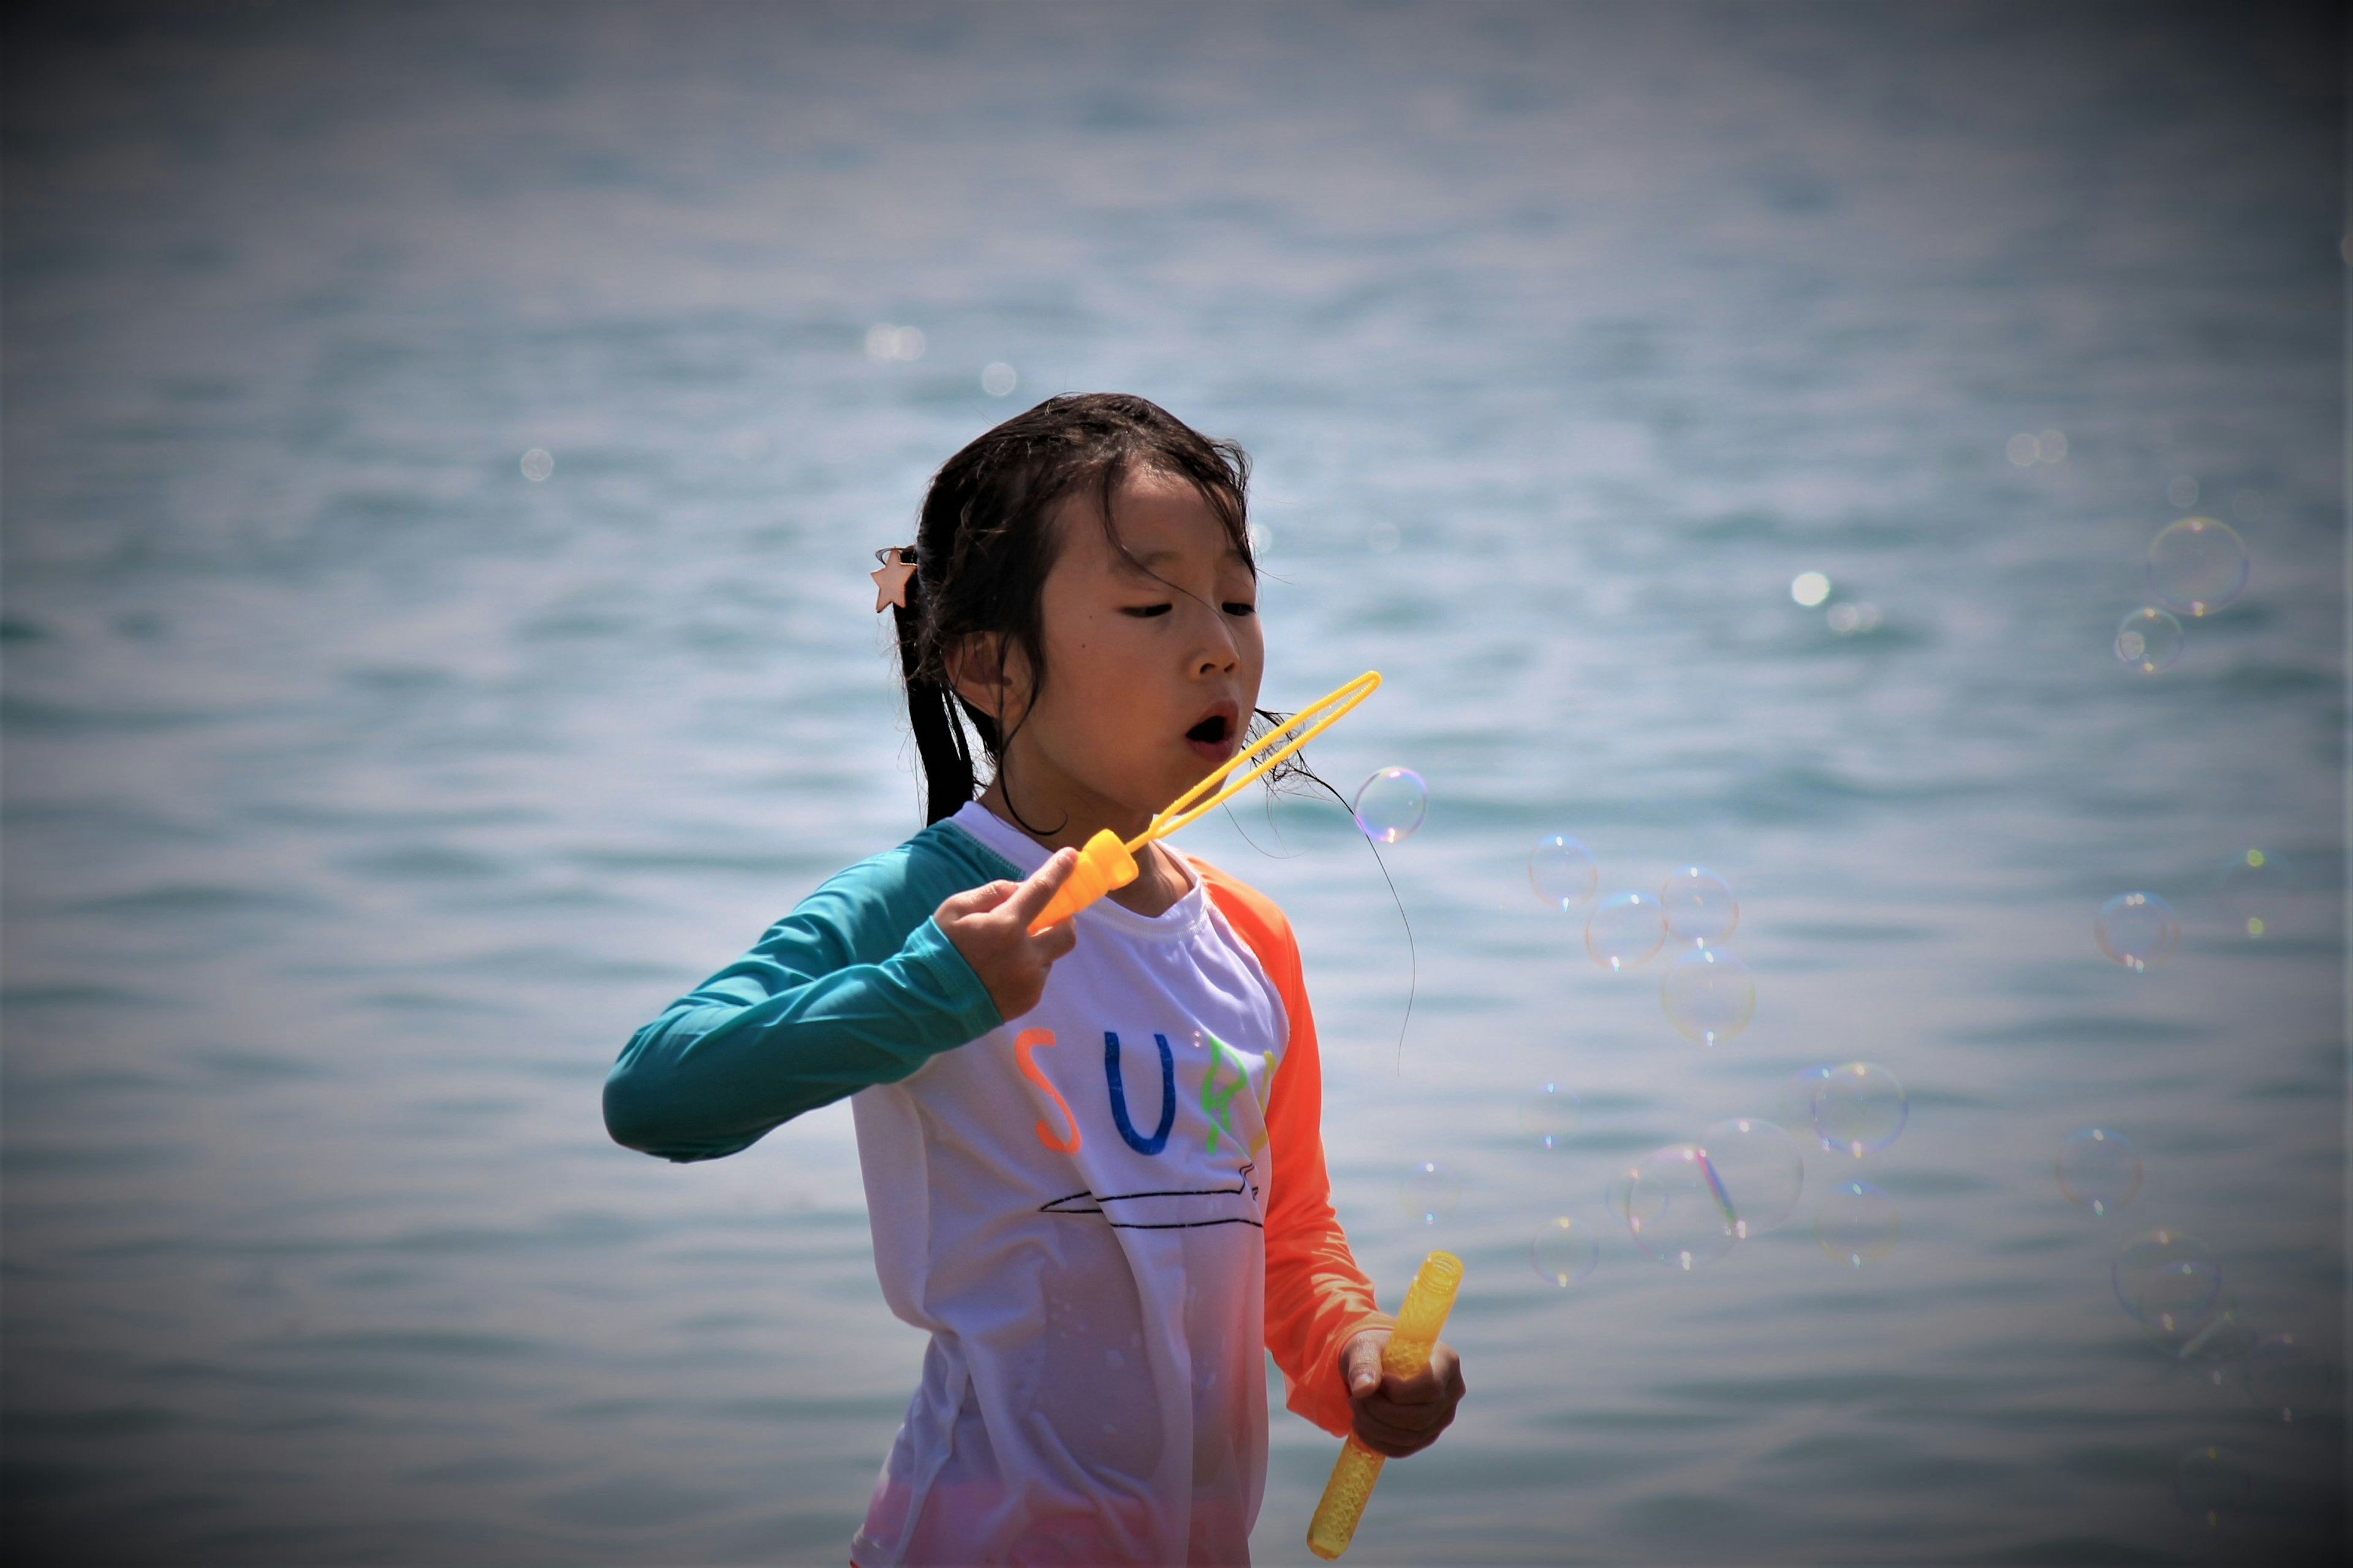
[936,847,1080,1022]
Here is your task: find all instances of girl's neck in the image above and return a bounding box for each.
[974,778,1193,918]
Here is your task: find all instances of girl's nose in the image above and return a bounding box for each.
[1192,608,1240,675]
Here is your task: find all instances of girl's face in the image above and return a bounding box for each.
[960,466,1264,841]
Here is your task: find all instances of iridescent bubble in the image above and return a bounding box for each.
[2112,1229,2216,1323]
[1660,866,1738,944]
[1624,1145,1735,1270]
[2143,1290,2257,1377]
[1660,947,1756,1045]
[1603,1162,1663,1231]
[2166,475,2199,509]
[1779,1064,1837,1128]
[2095,892,2180,972]
[1814,1180,1900,1267]
[2006,433,2039,467]
[1529,835,1599,910]
[1811,1062,1908,1157]
[1518,1081,1581,1149]
[2115,607,2184,673]
[2218,849,2288,940]
[1586,892,1665,973]
[2037,430,2067,463]
[2056,1127,2142,1217]
[980,362,1018,397]
[1826,601,1882,635]
[1696,1118,1805,1239]
[520,448,555,482]
[1399,1160,1460,1225]
[2148,517,2248,616]
[1530,1217,1599,1288]
[1351,767,1427,844]
[1790,571,1832,607]
[2173,1445,2249,1526]
[2245,1332,2338,1423]
[2137,1259,2224,1336]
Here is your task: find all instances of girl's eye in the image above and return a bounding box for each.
[1222,602,1256,617]
[1123,603,1173,618]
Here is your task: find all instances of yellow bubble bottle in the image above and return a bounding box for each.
[1305,1249,1463,1560]
[1027,671,1381,933]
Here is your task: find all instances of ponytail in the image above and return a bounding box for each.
[885,560,982,825]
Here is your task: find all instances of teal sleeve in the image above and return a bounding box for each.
[602,821,1020,1163]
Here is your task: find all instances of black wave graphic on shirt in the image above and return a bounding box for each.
[1039,1162,1262,1230]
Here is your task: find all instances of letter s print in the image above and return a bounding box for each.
[1015,1028,1081,1153]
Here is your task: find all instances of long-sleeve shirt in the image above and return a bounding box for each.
[604,800,1390,1566]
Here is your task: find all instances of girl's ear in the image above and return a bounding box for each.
[944,632,1029,724]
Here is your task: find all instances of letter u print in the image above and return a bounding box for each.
[1102,1031,1176,1156]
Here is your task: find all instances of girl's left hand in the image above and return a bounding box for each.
[1338,1328,1466,1458]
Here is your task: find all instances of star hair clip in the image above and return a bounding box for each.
[871,546,916,612]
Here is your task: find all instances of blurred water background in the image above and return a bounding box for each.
[4,2,2345,1562]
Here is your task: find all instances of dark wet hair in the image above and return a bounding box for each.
[885,392,1257,827]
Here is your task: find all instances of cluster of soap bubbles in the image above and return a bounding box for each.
[2113,517,2248,673]
[2093,846,2305,972]
[1789,571,1880,638]
[1776,1062,1908,1265]
[2051,1124,2342,1505]
[1528,839,1757,1046]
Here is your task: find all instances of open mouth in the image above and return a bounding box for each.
[1184,703,1240,758]
[1185,712,1231,745]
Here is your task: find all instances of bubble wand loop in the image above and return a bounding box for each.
[1305,1249,1463,1560]
[1026,670,1382,933]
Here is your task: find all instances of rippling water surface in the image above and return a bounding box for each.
[4,4,2343,1562]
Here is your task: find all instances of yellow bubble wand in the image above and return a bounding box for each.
[1026,670,1382,933]
[1306,1249,1464,1560]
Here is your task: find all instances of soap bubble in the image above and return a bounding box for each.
[1529,835,1598,910]
[2218,849,2287,939]
[2056,1127,2142,1217]
[2173,1445,2249,1526]
[2166,475,2199,509]
[2245,1332,2337,1423]
[1779,1064,1837,1128]
[2137,1259,2224,1335]
[1660,866,1738,944]
[2095,892,2180,972]
[980,362,1018,397]
[1811,1062,1907,1157]
[2148,517,2248,616]
[1696,1118,1805,1239]
[1624,1145,1736,1270]
[1602,1163,1661,1230]
[1517,1082,1581,1149]
[2115,607,2184,673]
[520,447,555,482]
[1661,947,1756,1045]
[1586,892,1665,972]
[1814,1180,1900,1266]
[1400,1161,1460,1225]
[2143,1290,2257,1376]
[1530,1217,1599,1287]
[1351,768,1427,844]
[1790,571,1832,607]
[2113,1229,2216,1323]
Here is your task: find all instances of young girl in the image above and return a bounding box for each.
[604,393,1465,1566]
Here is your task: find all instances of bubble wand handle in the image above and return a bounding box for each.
[1026,671,1382,934]
[1305,1249,1463,1561]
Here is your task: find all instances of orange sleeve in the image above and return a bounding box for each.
[1193,858,1395,1438]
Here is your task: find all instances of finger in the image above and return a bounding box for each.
[1001,847,1080,922]
[1033,920,1078,962]
[1360,1396,1448,1433]
[941,881,1020,918]
[1342,1335,1387,1399]
[1380,1368,1447,1405]
[1353,1412,1433,1455]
